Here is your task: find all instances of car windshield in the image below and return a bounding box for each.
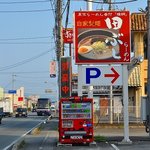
[16,108,27,112]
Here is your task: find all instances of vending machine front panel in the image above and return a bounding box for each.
[59,97,93,144]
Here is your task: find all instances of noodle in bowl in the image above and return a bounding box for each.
[78,29,119,60]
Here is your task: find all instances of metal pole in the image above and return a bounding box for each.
[12,74,16,112]
[87,0,93,98]
[69,44,72,97]
[110,86,113,124]
[108,0,112,10]
[122,65,131,143]
[78,65,82,96]
[87,0,93,11]
[69,44,72,57]
[12,74,16,90]
[147,0,150,136]
[108,0,113,125]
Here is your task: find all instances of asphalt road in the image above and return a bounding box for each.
[0,112,47,150]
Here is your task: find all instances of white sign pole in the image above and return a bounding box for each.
[87,0,93,99]
[78,65,82,96]
[122,65,132,143]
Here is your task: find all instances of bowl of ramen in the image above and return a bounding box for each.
[78,29,119,60]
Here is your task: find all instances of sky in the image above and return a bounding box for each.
[0,0,147,101]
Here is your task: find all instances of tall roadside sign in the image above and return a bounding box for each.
[74,10,131,143]
[74,11,130,64]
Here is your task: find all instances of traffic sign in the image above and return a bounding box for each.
[8,90,16,94]
[79,65,122,86]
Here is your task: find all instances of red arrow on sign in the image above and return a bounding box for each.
[104,67,120,84]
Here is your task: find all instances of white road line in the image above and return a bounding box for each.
[111,144,120,150]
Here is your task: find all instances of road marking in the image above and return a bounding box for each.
[111,144,120,150]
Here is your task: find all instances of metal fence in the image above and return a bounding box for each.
[93,106,142,124]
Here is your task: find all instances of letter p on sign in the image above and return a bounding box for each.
[86,68,101,84]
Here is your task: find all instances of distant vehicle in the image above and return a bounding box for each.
[0,99,13,117]
[32,108,36,112]
[36,98,51,116]
[50,105,56,117]
[15,108,28,117]
[0,107,3,124]
[51,105,56,113]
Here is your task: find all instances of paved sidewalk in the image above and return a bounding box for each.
[19,118,150,150]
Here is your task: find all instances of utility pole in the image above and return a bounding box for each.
[87,0,93,99]
[56,0,63,100]
[108,0,113,125]
[12,74,16,90]
[104,0,112,10]
[12,74,16,112]
[108,0,112,10]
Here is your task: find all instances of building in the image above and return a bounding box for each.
[129,12,147,119]
[0,87,26,111]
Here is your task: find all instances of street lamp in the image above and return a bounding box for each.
[127,55,144,71]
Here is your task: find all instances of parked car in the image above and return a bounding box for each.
[15,108,28,117]
[0,107,3,124]
[0,115,2,124]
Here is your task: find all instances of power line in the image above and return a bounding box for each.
[64,0,71,29]
[76,0,138,4]
[0,36,51,41]
[0,71,49,74]
[61,0,70,16]
[50,0,56,19]
[0,42,53,44]
[0,49,53,71]
[0,9,54,13]
[0,0,50,4]
[16,75,50,78]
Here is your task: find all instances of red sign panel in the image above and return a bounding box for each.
[62,28,73,43]
[61,57,71,98]
[74,11,130,64]
[18,97,23,101]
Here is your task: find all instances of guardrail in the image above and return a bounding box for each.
[3,116,52,150]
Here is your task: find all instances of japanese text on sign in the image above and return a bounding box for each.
[61,57,71,98]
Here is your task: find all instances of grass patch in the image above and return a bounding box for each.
[32,126,42,135]
[94,135,107,142]
[18,140,26,149]
[118,124,124,129]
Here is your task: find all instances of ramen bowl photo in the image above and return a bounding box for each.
[77,29,119,60]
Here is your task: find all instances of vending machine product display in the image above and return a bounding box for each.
[59,97,93,144]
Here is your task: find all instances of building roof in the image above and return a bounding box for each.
[131,13,147,31]
[128,66,141,87]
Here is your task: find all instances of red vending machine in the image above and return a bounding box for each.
[59,97,93,144]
